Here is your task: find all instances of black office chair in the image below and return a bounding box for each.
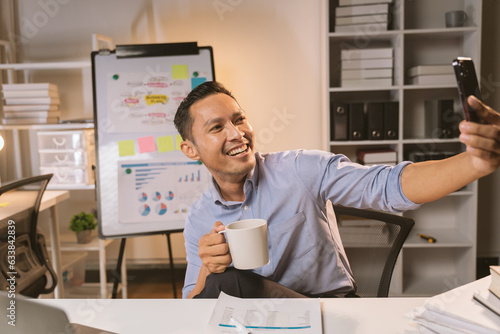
[0,174,58,298]
[333,205,415,297]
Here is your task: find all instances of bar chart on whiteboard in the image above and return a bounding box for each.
[117,160,211,223]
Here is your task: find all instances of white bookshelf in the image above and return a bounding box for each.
[322,0,481,296]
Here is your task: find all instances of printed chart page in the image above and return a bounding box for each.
[205,292,322,334]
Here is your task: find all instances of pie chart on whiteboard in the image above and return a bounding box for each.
[138,192,148,202]
[156,203,167,215]
[166,191,174,200]
[138,204,151,216]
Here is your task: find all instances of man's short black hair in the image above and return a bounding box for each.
[174,81,237,141]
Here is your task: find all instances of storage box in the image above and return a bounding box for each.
[39,166,91,185]
[39,149,88,168]
[37,129,94,150]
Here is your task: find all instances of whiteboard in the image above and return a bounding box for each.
[92,43,215,238]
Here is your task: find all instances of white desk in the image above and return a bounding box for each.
[37,297,425,333]
[1,190,70,298]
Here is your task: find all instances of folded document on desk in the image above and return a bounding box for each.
[205,292,322,333]
[408,276,500,333]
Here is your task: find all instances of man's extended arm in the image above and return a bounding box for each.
[401,96,500,204]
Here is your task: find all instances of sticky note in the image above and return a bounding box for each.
[191,77,206,89]
[145,95,168,105]
[157,135,175,153]
[172,65,189,79]
[137,136,157,154]
[118,140,136,157]
[0,202,10,207]
[175,134,183,151]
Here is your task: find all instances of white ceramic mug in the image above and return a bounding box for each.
[219,219,269,270]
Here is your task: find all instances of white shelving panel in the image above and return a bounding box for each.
[322,0,481,296]
[0,60,122,298]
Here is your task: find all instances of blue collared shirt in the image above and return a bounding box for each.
[182,150,420,298]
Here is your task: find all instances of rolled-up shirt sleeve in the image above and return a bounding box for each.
[295,150,421,213]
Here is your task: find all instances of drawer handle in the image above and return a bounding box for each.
[55,155,69,163]
[53,137,66,147]
[55,172,68,181]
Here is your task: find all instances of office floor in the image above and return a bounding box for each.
[86,268,186,299]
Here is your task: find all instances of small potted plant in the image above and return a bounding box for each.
[69,211,97,244]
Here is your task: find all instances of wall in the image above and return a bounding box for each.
[12,0,322,266]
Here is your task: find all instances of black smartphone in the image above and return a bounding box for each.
[452,57,482,123]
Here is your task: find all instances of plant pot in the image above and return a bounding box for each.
[75,230,93,244]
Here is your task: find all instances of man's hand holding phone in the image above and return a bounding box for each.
[459,96,500,175]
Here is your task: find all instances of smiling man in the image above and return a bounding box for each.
[175,81,500,299]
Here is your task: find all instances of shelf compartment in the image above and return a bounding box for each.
[402,247,476,296]
[329,35,401,88]
[403,195,477,231]
[404,0,481,30]
[402,88,462,140]
[404,228,474,248]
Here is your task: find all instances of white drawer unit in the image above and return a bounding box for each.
[38,129,95,186]
[37,129,94,150]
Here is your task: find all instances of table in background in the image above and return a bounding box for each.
[0,190,70,298]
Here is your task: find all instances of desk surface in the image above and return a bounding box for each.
[37,297,425,333]
[0,189,69,220]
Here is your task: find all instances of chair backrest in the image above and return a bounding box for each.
[333,205,414,297]
[0,174,57,297]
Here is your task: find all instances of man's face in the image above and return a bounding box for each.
[181,93,256,183]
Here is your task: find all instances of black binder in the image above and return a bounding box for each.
[384,101,399,140]
[366,102,384,140]
[349,103,366,140]
[331,102,349,141]
[425,99,457,139]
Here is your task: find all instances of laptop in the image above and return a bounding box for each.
[0,291,116,334]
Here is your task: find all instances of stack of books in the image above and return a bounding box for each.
[334,0,393,33]
[471,266,500,317]
[341,47,393,87]
[407,64,455,85]
[356,149,397,166]
[1,83,61,125]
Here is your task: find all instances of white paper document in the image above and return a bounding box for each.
[205,292,322,334]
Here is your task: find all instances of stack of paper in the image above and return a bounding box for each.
[334,0,393,33]
[1,83,61,125]
[408,276,500,333]
[205,292,322,333]
[341,47,393,87]
[407,65,455,85]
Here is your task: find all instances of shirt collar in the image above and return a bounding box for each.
[210,153,260,206]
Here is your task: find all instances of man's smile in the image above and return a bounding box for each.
[226,144,250,156]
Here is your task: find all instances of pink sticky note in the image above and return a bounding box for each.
[137,136,157,153]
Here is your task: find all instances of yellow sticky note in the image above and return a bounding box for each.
[157,135,175,153]
[175,134,183,151]
[0,202,10,207]
[172,65,189,79]
[145,95,168,105]
[118,140,136,157]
